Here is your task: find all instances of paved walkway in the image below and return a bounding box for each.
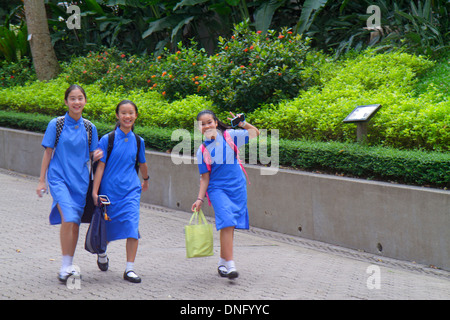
[0,168,449,302]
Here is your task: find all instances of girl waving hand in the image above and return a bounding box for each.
[192,110,260,279]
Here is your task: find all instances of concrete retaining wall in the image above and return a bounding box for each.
[1,127,449,270]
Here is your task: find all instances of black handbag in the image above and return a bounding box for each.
[85,200,109,254]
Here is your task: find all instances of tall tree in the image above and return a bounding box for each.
[23,0,60,80]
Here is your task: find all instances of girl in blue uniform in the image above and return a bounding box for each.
[92,100,148,283]
[37,85,102,282]
[191,110,260,279]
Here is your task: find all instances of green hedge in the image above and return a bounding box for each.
[1,110,448,189]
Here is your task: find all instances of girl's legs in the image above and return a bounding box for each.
[126,237,138,263]
[219,226,238,278]
[60,221,79,256]
[57,204,79,279]
[220,226,234,261]
[124,238,141,283]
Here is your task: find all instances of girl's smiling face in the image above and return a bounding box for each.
[65,89,86,118]
[198,113,218,139]
[116,103,137,131]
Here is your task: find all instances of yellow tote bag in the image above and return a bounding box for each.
[185,209,214,258]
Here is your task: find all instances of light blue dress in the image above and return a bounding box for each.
[42,113,98,225]
[196,129,249,231]
[98,127,146,242]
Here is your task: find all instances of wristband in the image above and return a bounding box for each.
[143,176,149,181]
[197,198,204,202]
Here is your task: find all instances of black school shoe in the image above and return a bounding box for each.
[218,266,239,279]
[123,270,141,283]
[97,256,109,271]
[58,269,81,283]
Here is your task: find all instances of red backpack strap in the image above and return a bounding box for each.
[200,143,212,172]
[223,130,250,185]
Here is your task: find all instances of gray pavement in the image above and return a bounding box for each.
[1,168,449,301]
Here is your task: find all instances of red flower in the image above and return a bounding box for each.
[256,31,262,34]
[278,34,284,39]
[243,48,248,52]
[120,54,126,58]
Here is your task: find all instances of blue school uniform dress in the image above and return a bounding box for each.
[196,129,250,231]
[42,113,98,225]
[98,127,146,242]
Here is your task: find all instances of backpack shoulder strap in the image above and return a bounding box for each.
[54,116,93,151]
[106,131,115,164]
[200,143,212,172]
[105,130,141,174]
[54,116,65,149]
[223,130,242,157]
[134,132,141,174]
[83,119,93,148]
[223,130,250,184]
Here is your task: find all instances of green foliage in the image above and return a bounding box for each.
[59,21,318,114]
[413,51,450,97]
[0,77,215,131]
[275,139,450,188]
[0,21,29,62]
[150,42,209,101]
[0,49,447,152]
[202,22,315,112]
[61,48,154,92]
[250,50,449,151]
[295,0,449,59]
[0,57,35,87]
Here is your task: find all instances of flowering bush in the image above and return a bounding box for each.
[0,57,35,87]
[134,22,317,112]
[149,42,208,101]
[62,47,154,92]
[201,22,315,113]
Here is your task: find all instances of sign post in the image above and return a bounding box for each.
[343,104,382,143]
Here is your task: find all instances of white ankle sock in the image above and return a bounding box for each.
[218,257,227,267]
[98,253,108,263]
[225,260,236,272]
[126,262,134,273]
[60,255,73,274]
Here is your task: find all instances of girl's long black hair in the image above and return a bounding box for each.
[196,110,231,133]
[115,100,138,131]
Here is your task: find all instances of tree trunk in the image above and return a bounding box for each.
[23,0,60,81]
